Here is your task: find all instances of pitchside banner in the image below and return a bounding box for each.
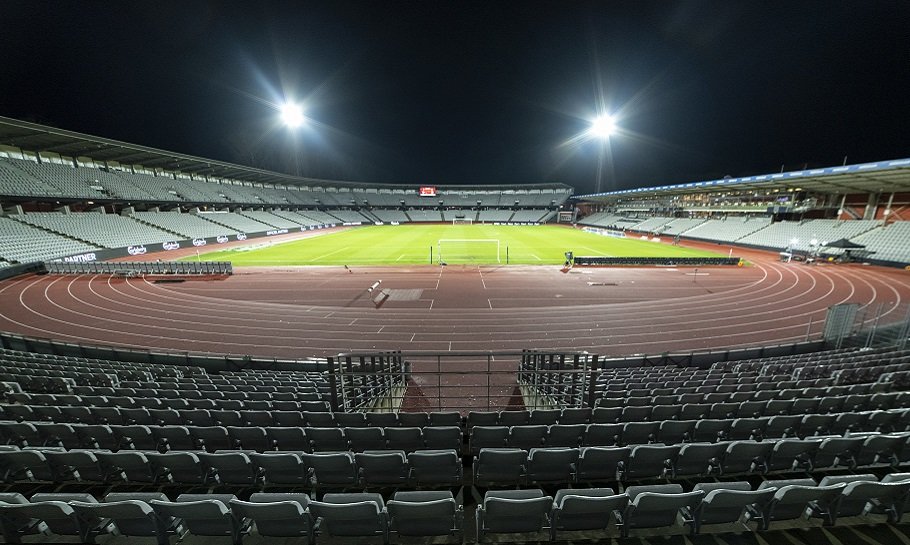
[55,224,336,263]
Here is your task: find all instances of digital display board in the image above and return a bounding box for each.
[419,186,437,197]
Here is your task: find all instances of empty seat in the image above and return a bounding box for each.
[623,445,679,481]
[691,482,776,534]
[301,452,358,490]
[749,480,845,530]
[673,442,727,478]
[308,492,389,544]
[150,494,249,545]
[72,493,181,545]
[356,451,409,487]
[407,449,463,487]
[251,452,308,486]
[229,493,310,540]
[550,487,627,540]
[470,426,509,454]
[576,446,629,483]
[720,441,774,475]
[387,490,463,540]
[526,447,579,484]
[476,489,552,543]
[473,448,527,486]
[146,452,213,484]
[423,426,462,451]
[199,452,259,485]
[621,486,704,537]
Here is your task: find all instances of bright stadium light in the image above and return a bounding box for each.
[280,102,305,128]
[589,114,616,138]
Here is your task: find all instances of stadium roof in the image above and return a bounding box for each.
[577,158,910,201]
[0,116,571,192]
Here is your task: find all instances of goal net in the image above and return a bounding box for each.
[452,217,473,225]
[438,239,501,264]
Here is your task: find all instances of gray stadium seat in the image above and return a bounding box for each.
[550,487,627,540]
[229,493,310,539]
[150,494,248,545]
[476,489,552,543]
[387,490,463,540]
[308,493,389,544]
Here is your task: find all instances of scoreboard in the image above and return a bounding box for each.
[419,186,437,197]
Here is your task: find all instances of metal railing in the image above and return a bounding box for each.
[327,350,595,413]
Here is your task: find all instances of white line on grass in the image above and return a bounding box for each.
[311,247,348,261]
[581,246,611,257]
[530,254,542,261]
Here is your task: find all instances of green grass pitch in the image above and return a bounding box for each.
[186,224,724,266]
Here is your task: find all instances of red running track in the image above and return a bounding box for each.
[0,241,908,359]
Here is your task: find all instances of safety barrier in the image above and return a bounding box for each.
[43,260,232,276]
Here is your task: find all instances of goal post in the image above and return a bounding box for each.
[452,217,473,225]
[437,238,501,264]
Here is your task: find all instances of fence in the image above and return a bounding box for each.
[43,260,232,276]
[327,350,595,413]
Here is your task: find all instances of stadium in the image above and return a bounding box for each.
[1,3,910,545]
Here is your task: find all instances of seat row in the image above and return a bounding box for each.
[4,475,908,544]
[0,422,464,452]
[473,434,910,485]
[468,411,910,453]
[596,388,898,408]
[3,432,910,489]
[0,448,463,488]
[0,490,461,545]
[9,390,329,405]
[478,475,910,540]
[0,404,352,425]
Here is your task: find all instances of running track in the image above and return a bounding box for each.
[0,241,907,359]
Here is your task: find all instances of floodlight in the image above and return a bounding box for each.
[589,115,616,138]
[280,102,305,128]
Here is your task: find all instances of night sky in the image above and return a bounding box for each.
[2,1,908,194]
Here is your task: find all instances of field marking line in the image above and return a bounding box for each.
[396,254,407,261]
[580,245,611,257]
[311,247,348,261]
[530,254,542,261]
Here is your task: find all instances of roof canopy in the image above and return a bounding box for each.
[0,116,571,192]
[577,158,910,200]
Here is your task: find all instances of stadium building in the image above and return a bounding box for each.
[0,115,909,544]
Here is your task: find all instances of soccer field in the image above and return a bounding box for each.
[187,224,724,266]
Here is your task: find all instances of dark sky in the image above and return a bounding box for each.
[1,1,908,194]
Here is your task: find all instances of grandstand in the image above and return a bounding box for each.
[2,116,910,545]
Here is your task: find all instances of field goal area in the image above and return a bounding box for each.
[438,238,501,264]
